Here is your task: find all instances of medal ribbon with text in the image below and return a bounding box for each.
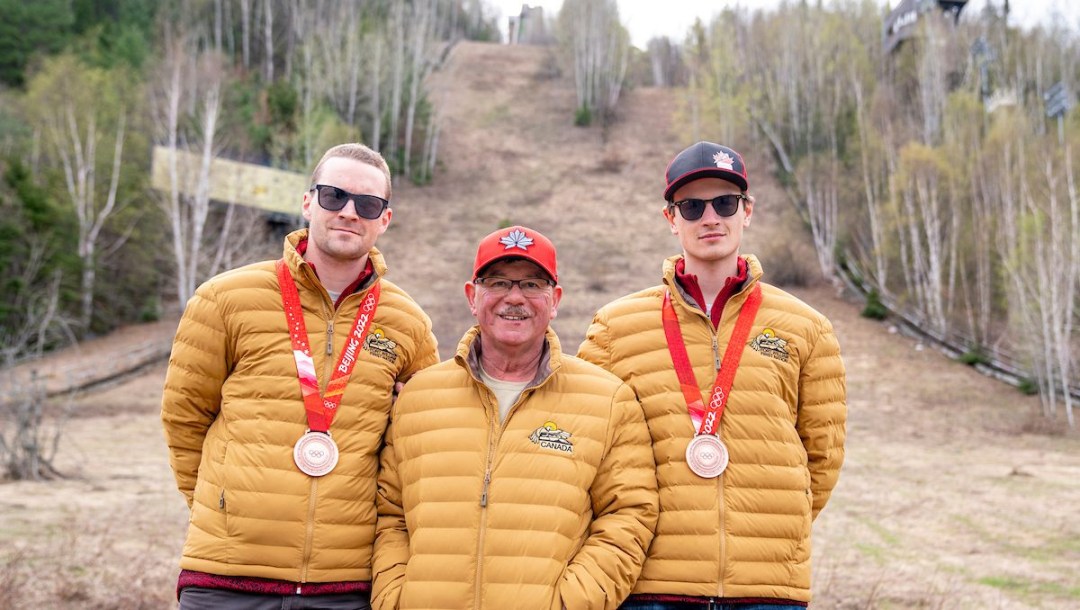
[662,283,762,435]
[277,259,380,433]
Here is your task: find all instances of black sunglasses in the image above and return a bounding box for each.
[311,184,389,219]
[669,194,748,221]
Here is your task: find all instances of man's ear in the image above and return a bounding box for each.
[464,281,478,317]
[302,190,313,221]
[663,206,678,235]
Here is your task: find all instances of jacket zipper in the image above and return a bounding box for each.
[709,316,726,597]
[474,392,499,609]
[711,283,754,598]
[301,303,336,583]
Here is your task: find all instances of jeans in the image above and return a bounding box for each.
[179,587,371,610]
[619,602,805,610]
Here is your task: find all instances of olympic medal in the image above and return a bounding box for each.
[293,431,339,477]
[686,434,729,478]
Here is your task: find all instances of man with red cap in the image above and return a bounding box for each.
[372,225,658,610]
[579,142,847,609]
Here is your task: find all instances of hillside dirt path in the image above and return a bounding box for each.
[2,42,1078,609]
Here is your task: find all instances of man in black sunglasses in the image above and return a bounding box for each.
[579,141,847,610]
[163,143,439,610]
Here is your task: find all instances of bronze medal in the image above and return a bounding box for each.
[686,434,729,478]
[293,430,339,477]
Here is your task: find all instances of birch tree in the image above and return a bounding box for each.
[151,28,230,305]
[556,0,631,125]
[24,55,131,333]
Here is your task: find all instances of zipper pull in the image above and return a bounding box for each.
[712,336,720,371]
[219,490,225,509]
[480,470,492,507]
[326,322,334,355]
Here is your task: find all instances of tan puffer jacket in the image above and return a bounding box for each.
[372,328,659,610]
[161,229,439,584]
[578,254,846,603]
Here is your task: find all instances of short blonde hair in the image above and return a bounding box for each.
[309,143,393,201]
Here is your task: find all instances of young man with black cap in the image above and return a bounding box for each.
[372,226,658,610]
[579,142,847,609]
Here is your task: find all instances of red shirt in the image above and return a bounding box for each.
[673,257,749,329]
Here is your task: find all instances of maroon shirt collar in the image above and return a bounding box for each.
[297,238,375,308]
[673,256,748,329]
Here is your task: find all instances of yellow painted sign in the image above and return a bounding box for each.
[150,145,307,215]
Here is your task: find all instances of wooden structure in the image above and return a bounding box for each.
[149,145,307,216]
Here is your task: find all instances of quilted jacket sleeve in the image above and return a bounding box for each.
[372,408,409,610]
[796,317,847,519]
[576,310,613,371]
[399,326,438,383]
[160,281,229,508]
[558,383,658,610]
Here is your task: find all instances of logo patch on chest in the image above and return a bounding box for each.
[529,421,574,454]
[750,328,790,362]
[363,327,399,363]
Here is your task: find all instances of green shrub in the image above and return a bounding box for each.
[1017,378,1039,396]
[861,289,888,320]
[574,105,592,127]
[959,348,990,366]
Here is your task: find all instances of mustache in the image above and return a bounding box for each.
[498,306,531,317]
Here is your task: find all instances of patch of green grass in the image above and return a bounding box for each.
[859,518,901,547]
[854,543,887,564]
[977,577,1080,599]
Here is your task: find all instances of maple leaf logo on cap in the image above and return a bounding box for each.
[499,229,534,250]
[713,151,735,170]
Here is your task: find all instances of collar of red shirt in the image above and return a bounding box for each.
[673,256,748,329]
[297,238,375,308]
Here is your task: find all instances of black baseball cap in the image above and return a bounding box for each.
[663,141,749,201]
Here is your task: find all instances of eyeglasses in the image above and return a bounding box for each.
[311,184,389,219]
[669,194,748,221]
[474,276,555,297]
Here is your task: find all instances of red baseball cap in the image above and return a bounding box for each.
[663,141,749,201]
[473,226,558,283]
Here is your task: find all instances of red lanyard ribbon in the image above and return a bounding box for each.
[662,284,762,435]
[277,259,380,432]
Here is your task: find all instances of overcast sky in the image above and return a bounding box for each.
[486,0,1080,47]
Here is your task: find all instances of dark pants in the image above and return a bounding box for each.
[619,602,805,610]
[179,587,371,610]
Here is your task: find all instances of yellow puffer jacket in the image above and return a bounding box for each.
[578,254,846,603]
[161,229,439,584]
[372,328,659,610]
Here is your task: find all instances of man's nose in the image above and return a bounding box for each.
[338,199,361,218]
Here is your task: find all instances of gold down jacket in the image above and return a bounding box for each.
[372,328,659,610]
[161,229,439,584]
[577,254,846,603]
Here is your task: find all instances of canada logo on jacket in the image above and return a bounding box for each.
[529,421,574,454]
[750,328,790,362]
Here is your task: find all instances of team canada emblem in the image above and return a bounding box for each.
[750,328,790,362]
[529,421,574,454]
[363,327,399,363]
[713,151,735,170]
[499,229,534,251]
